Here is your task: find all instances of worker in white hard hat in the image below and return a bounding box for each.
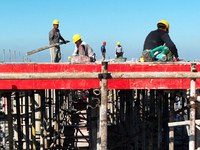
[49,20,66,62]
[72,34,96,61]
[115,42,124,58]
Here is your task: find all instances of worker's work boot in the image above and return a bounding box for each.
[142,50,153,62]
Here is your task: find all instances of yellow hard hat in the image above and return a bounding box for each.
[53,20,59,25]
[140,56,145,62]
[157,20,169,33]
[117,42,120,45]
[73,34,81,43]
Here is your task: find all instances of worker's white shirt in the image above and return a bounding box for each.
[72,41,95,58]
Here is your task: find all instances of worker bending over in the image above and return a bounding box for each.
[101,41,106,61]
[115,42,124,58]
[49,20,66,63]
[72,34,96,61]
[143,20,179,61]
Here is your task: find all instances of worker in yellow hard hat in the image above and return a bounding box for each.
[143,20,179,62]
[115,42,124,58]
[72,34,96,61]
[49,20,66,63]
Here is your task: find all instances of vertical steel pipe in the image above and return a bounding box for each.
[157,91,162,150]
[190,63,196,150]
[14,51,16,62]
[3,49,5,62]
[149,89,154,150]
[7,93,13,150]
[25,92,29,150]
[16,92,23,150]
[9,50,11,62]
[31,91,36,150]
[19,51,20,62]
[190,78,196,150]
[142,89,146,150]
[169,92,175,150]
[39,90,44,150]
[100,61,108,150]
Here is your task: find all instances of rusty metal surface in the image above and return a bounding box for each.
[100,62,108,150]
[0,72,200,80]
[190,79,196,150]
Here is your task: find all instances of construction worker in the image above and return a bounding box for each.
[101,41,106,61]
[49,20,66,63]
[143,20,179,61]
[115,42,124,58]
[72,34,96,61]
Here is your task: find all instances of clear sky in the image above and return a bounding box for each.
[1,0,200,62]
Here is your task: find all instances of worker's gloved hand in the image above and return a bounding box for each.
[173,57,179,62]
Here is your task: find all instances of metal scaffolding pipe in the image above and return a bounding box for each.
[190,63,197,150]
[0,72,200,80]
[190,78,196,150]
[31,91,36,150]
[16,92,22,150]
[7,93,13,150]
[100,62,108,150]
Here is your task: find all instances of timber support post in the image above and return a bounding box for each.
[99,61,109,150]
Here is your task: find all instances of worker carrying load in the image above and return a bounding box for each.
[115,42,124,58]
[49,20,67,63]
[72,34,96,63]
[143,20,179,62]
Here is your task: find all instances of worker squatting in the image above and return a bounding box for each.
[49,20,179,63]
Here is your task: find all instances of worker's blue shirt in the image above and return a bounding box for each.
[101,45,106,53]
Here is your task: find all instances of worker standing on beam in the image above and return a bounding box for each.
[143,20,179,62]
[115,42,124,58]
[49,20,66,63]
[101,41,106,61]
[72,34,96,61]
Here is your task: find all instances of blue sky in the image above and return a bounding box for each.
[1,0,200,62]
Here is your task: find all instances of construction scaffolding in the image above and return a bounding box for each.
[0,62,199,150]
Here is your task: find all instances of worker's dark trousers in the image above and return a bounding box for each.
[116,52,123,58]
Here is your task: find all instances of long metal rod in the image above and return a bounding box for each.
[7,93,13,150]
[31,91,36,150]
[25,92,29,150]
[189,78,196,150]
[190,63,197,150]
[16,92,22,150]
[168,119,200,127]
[1,72,200,79]
[100,62,108,150]
[169,92,175,150]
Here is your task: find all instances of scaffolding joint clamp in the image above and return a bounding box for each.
[98,73,111,79]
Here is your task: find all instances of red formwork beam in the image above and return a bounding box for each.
[107,63,193,89]
[0,63,199,90]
